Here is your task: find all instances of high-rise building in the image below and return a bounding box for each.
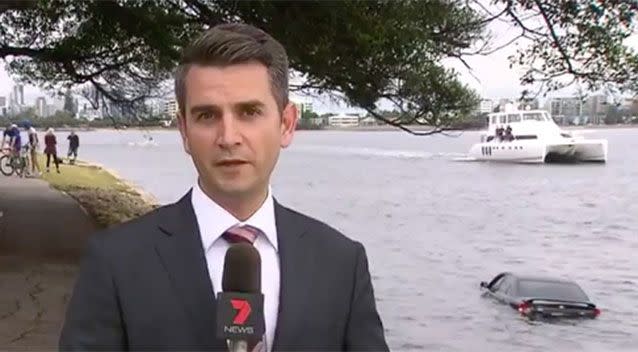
[478,99,494,113]
[36,96,47,117]
[163,98,178,119]
[13,84,24,106]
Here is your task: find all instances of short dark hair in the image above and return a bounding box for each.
[174,23,289,116]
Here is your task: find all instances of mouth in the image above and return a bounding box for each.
[216,159,249,167]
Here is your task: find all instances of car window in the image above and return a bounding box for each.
[517,280,589,301]
[501,277,513,294]
[490,275,506,292]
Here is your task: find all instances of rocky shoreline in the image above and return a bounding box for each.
[39,157,160,229]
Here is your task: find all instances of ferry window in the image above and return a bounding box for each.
[500,115,507,123]
[507,114,521,123]
[516,135,538,140]
[523,113,544,121]
[491,116,497,124]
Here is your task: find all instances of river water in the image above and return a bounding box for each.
[63,127,637,351]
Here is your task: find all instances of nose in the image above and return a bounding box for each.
[216,114,242,148]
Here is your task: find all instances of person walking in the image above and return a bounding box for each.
[44,128,60,173]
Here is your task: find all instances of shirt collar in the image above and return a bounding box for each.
[191,180,278,252]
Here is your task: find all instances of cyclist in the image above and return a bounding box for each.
[4,124,21,157]
[1,124,13,149]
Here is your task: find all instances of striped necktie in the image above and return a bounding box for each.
[222,224,262,245]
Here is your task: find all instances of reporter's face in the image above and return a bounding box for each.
[178,62,297,200]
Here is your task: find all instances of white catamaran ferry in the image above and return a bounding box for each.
[468,107,608,163]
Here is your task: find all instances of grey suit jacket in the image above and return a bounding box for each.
[59,191,389,351]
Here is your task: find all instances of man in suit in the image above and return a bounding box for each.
[59,23,389,351]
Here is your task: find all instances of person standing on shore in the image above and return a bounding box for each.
[26,124,42,177]
[44,128,60,173]
[59,23,388,351]
[67,130,79,165]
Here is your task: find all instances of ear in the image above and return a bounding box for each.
[176,111,191,155]
[280,102,298,148]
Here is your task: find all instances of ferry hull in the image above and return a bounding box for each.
[469,140,608,164]
[545,139,607,163]
[468,142,545,163]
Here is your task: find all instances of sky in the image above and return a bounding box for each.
[1,6,637,114]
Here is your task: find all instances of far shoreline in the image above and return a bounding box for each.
[35,122,638,134]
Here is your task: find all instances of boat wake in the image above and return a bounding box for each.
[290,145,465,160]
[127,140,159,147]
[451,155,479,162]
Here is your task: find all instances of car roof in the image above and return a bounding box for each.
[502,272,579,285]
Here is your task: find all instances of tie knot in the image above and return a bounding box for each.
[222,224,261,245]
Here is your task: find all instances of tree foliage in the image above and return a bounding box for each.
[485,0,638,98]
[1,0,637,135]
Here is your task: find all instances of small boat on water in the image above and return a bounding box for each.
[468,107,608,163]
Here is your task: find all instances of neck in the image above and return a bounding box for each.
[198,180,268,221]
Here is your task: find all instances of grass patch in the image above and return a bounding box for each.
[36,155,160,228]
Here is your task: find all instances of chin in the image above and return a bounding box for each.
[208,181,255,198]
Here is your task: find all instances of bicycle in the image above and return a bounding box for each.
[0,145,29,177]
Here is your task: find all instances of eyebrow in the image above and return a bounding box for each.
[189,100,266,115]
[190,104,221,115]
[235,100,266,110]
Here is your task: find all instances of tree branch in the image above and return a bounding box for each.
[364,107,452,136]
[0,0,37,15]
[533,0,576,75]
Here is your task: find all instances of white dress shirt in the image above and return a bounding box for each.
[191,182,279,352]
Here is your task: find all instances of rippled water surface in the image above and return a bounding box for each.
[71,127,638,351]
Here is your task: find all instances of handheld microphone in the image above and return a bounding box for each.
[216,243,266,352]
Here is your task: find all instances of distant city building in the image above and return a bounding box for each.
[301,101,313,113]
[545,95,607,125]
[478,99,493,113]
[36,96,47,117]
[12,84,24,106]
[518,98,539,110]
[163,98,178,119]
[292,99,314,117]
[328,113,360,127]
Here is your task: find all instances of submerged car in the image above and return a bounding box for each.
[480,272,601,320]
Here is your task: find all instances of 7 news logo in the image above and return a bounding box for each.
[231,299,251,325]
[217,292,264,339]
[223,299,255,334]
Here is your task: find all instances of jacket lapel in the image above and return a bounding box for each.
[154,190,226,350]
[271,200,313,351]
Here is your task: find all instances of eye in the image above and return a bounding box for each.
[242,106,262,118]
[197,111,214,120]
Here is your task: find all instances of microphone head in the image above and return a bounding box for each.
[222,243,261,293]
